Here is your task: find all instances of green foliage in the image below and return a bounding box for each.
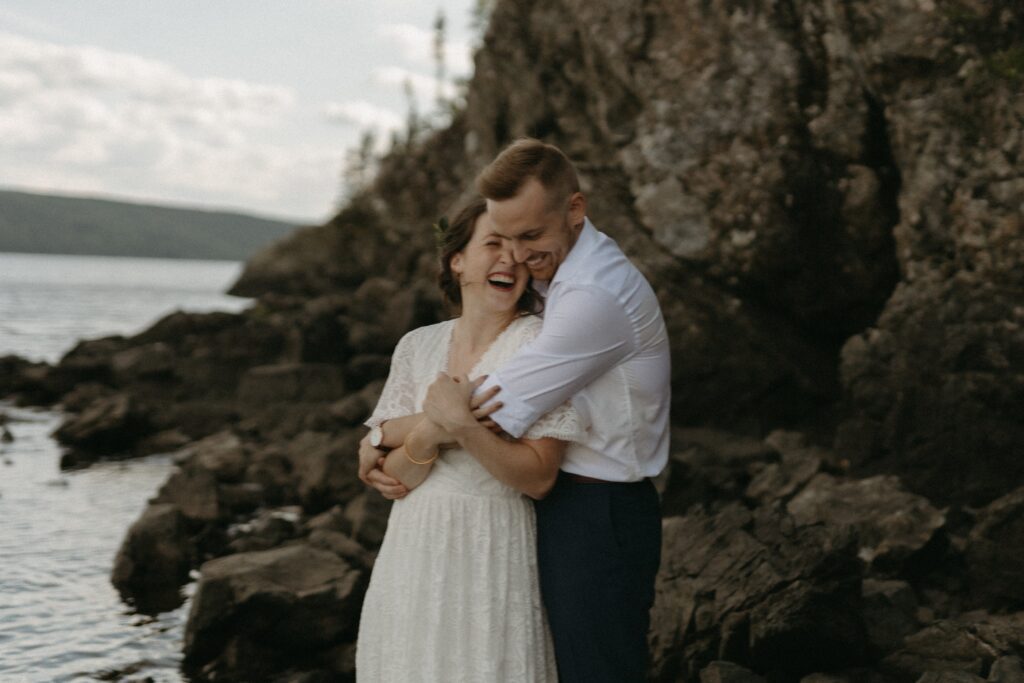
[0,190,298,260]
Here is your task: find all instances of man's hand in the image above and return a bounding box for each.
[424,373,497,434]
[470,378,504,433]
[358,432,408,499]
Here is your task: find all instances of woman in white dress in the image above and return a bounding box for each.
[355,197,581,682]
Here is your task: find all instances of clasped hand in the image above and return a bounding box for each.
[424,373,503,435]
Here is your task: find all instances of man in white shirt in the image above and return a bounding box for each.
[361,139,671,682]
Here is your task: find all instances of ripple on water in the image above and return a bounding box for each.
[0,402,190,681]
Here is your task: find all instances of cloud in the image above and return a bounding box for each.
[323,100,403,132]
[376,22,473,75]
[372,65,458,106]
[0,31,335,219]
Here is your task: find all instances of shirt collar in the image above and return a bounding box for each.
[550,216,599,288]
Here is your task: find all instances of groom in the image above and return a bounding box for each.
[362,139,671,682]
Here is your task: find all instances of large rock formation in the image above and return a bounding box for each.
[2,0,1021,681]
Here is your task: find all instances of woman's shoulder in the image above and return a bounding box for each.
[395,319,454,353]
[505,314,543,347]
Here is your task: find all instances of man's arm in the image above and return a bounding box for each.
[425,373,567,499]
[477,287,635,438]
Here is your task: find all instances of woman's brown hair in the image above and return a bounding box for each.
[436,196,542,316]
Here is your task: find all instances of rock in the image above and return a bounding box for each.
[246,444,295,506]
[238,363,346,404]
[988,656,1024,683]
[649,503,867,682]
[966,487,1024,607]
[308,529,374,570]
[182,544,367,681]
[111,503,192,613]
[328,380,384,426]
[660,428,774,516]
[883,614,1024,680]
[787,474,946,574]
[343,354,392,391]
[745,431,825,505]
[111,342,176,381]
[53,394,151,460]
[287,430,364,514]
[172,430,248,482]
[342,492,392,550]
[154,466,222,522]
[701,661,766,683]
[225,507,304,554]
[862,579,921,656]
[917,673,987,683]
[134,428,192,455]
[1,425,12,443]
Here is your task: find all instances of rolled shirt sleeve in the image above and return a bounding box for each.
[478,286,636,439]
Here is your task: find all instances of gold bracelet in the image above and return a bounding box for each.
[405,448,439,465]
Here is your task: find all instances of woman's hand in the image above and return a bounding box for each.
[424,374,503,434]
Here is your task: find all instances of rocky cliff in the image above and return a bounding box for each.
[2,0,1022,681]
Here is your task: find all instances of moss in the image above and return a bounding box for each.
[984,45,1024,81]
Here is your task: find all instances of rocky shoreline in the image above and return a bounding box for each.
[3,0,1022,680]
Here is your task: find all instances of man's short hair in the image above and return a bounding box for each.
[476,138,580,210]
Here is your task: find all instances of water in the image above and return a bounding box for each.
[0,252,250,363]
[0,252,251,681]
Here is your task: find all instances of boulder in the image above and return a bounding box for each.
[286,430,364,514]
[238,363,346,405]
[965,487,1024,608]
[649,503,867,682]
[883,614,1024,681]
[53,393,151,462]
[861,579,921,656]
[660,428,774,516]
[787,474,946,574]
[182,544,367,680]
[111,503,192,612]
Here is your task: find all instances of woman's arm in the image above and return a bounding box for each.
[450,423,567,499]
[380,418,450,491]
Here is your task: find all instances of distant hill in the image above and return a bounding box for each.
[0,189,303,261]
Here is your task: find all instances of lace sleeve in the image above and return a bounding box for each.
[365,329,420,429]
[522,400,585,442]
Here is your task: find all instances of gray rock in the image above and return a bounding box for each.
[883,614,1024,680]
[53,393,151,460]
[182,544,366,680]
[649,503,867,682]
[111,503,192,612]
[989,656,1024,683]
[701,661,766,683]
[787,474,946,573]
[862,579,920,655]
[966,487,1024,607]
[238,363,346,405]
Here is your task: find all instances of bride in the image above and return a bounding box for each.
[355,197,581,682]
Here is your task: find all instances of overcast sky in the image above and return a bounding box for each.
[0,1,478,222]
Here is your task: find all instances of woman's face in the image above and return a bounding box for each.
[450,212,529,314]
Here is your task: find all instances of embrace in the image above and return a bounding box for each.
[355,139,671,682]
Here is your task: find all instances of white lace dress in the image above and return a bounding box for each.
[355,315,582,683]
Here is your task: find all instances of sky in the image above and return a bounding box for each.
[0,1,479,223]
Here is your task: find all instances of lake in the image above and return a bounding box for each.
[0,251,249,681]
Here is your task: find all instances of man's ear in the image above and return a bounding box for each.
[567,191,586,227]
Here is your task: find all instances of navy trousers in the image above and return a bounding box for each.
[534,472,662,683]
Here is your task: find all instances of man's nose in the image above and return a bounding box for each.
[510,242,530,264]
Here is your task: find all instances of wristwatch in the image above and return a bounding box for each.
[369,424,384,449]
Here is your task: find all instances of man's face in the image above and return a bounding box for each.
[486,177,585,281]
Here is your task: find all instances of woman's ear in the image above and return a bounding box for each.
[450,252,464,278]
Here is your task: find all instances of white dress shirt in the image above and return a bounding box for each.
[479,217,671,481]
